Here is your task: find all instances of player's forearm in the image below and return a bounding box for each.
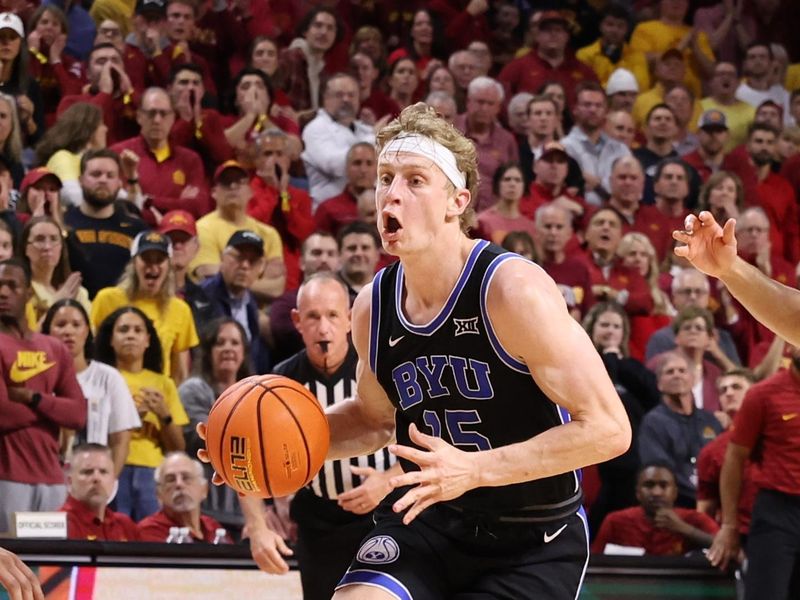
[719,258,800,347]
[325,398,395,460]
[475,417,630,489]
[239,494,268,530]
[719,449,746,530]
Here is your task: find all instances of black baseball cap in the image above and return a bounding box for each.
[226,230,264,256]
[136,0,166,16]
[131,230,172,257]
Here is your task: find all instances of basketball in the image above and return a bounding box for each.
[205,374,330,498]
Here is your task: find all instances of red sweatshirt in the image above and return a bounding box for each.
[0,331,86,484]
[112,136,212,225]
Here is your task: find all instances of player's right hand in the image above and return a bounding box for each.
[0,546,44,600]
[672,211,738,278]
[195,422,225,486]
[706,525,741,571]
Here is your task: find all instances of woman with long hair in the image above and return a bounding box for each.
[180,317,252,535]
[94,306,187,520]
[0,14,43,144]
[19,215,89,327]
[91,231,199,384]
[582,301,659,533]
[386,9,444,86]
[26,4,81,125]
[476,162,537,245]
[696,170,744,226]
[0,92,24,187]
[42,299,141,475]
[617,232,675,361]
[34,103,107,206]
[386,57,419,111]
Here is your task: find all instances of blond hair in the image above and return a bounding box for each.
[376,102,479,231]
[617,232,674,316]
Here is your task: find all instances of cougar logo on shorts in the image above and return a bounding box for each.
[356,536,400,564]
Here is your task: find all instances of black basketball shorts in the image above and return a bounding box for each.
[335,502,590,599]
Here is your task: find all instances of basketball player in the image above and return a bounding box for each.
[241,273,400,600]
[200,104,631,597]
[673,211,800,346]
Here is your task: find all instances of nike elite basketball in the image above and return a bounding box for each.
[205,374,330,498]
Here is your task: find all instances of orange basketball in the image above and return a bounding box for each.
[205,374,330,498]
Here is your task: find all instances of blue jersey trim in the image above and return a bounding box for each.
[336,569,413,600]
[394,239,489,335]
[369,269,385,373]
[479,253,530,374]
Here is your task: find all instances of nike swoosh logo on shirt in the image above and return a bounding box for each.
[782,413,798,421]
[388,336,404,347]
[9,360,56,383]
[543,523,568,544]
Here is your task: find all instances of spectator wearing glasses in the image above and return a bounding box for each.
[646,268,741,367]
[112,87,211,226]
[201,230,273,374]
[93,18,146,95]
[138,451,232,542]
[191,161,285,303]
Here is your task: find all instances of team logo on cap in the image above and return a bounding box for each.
[146,232,163,242]
[356,536,400,564]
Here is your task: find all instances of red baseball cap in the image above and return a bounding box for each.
[213,160,249,183]
[20,167,62,196]
[158,210,197,236]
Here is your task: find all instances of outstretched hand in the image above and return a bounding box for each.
[388,423,480,525]
[673,211,738,279]
[0,546,44,600]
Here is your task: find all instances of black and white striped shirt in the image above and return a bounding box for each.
[273,346,395,500]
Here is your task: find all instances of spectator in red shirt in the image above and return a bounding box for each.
[682,110,730,183]
[652,159,691,241]
[592,464,719,555]
[696,369,759,534]
[159,0,216,98]
[605,156,674,263]
[581,206,654,317]
[428,0,490,53]
[0,258,86,534]
[722,122,799,265]
[138,451,232,543]
[453,76,518,212]
[60,443,140,541]
[247,129,315,292]
[167,63,233,170]
[350,52,400,125]
[314,142,376,237]
[536,204,592,321]
[337,221,379,303]
[708,348,800,599]
[57,43,140,145]
[112,87,211,225]
[498,10,598,109]
[475,162,537,246]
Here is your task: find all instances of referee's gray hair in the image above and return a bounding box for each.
[154,451,207,484]
[467,76,504,102]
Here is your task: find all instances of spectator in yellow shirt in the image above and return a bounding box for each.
[577,4,649,91]
[94,306,188,521]
[632,49,703,132]
[630,0,715,98]
[191,160,285,301]
[91,231,199,384]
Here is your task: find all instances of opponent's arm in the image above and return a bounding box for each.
[674,211,800,346]
[326,284,396,460]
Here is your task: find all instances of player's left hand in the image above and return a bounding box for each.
[195,422,225,486]
[388,424,480,525]
[337,466,393,515]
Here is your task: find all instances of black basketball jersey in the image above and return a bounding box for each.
[370,239,582,520]
[273,346,394,500]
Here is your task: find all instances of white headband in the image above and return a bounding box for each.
[379,133,467,189]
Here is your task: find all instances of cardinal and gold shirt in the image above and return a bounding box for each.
[0,332,86,484]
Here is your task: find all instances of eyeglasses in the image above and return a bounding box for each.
[140,108,174,120]
[28,234,62,249]
[675,287,707,296]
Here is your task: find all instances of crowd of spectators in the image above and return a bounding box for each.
[0,0,799,579]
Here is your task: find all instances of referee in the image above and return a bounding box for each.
[248,272,398,599]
